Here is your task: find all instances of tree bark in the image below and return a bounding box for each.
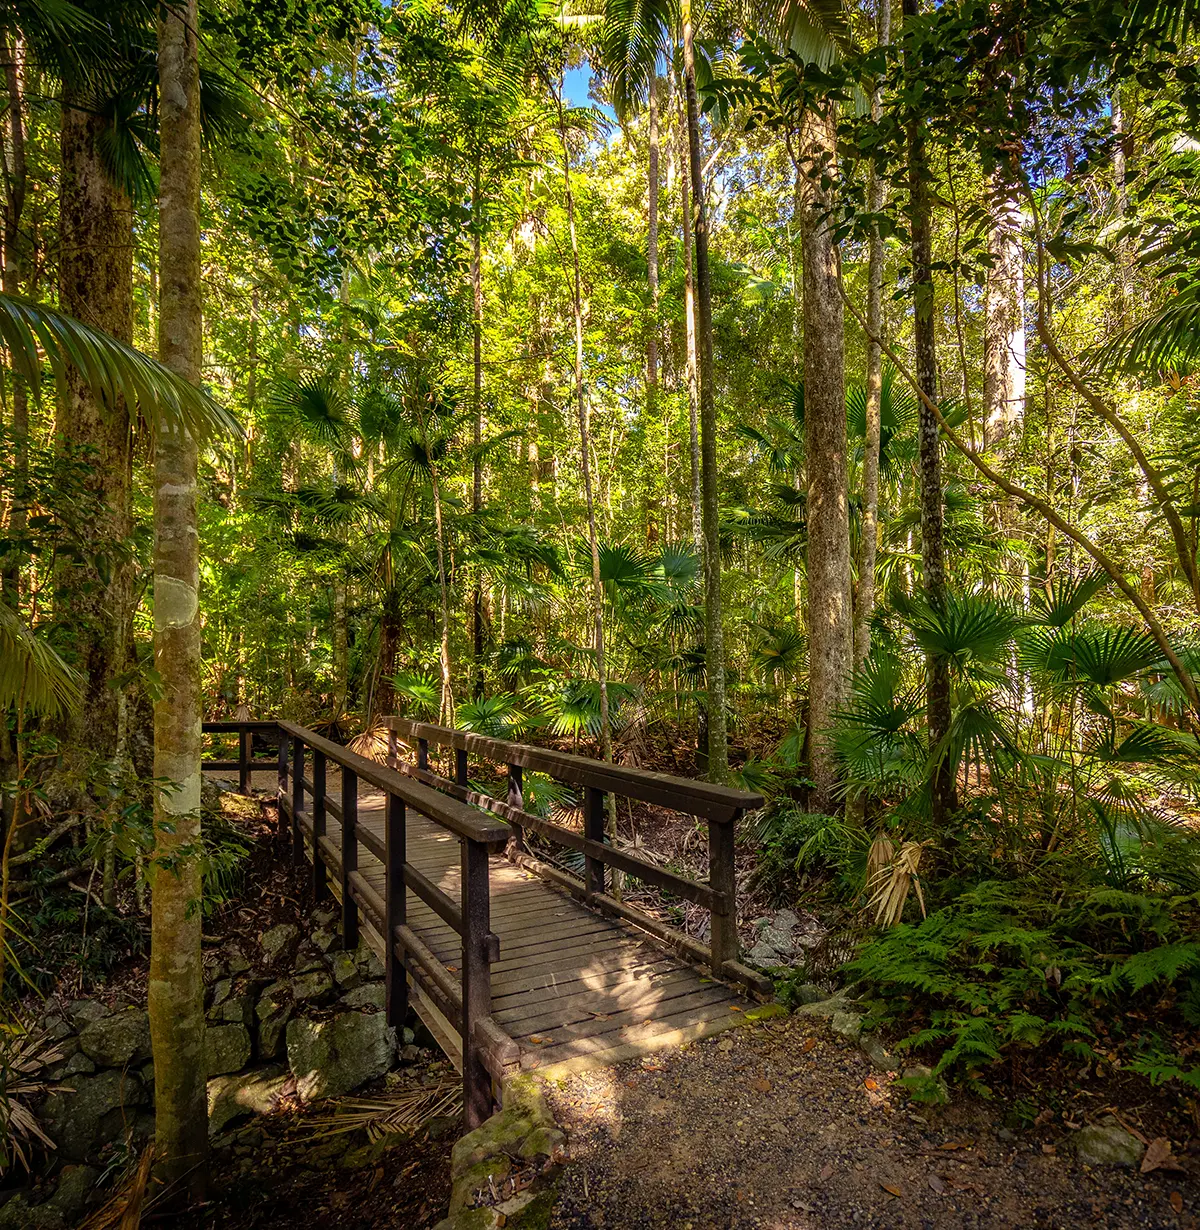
[854,0,891,670]
[903,0,955,823]
[796,105,852,812]
[982,170,1025,449]
[683,5,729,782]
[556,83,612,770]
[151,0,208,1202]
[471,158,485,700]
[679,88,702,548]
[56,84,135,765]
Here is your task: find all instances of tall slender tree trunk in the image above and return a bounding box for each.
[557,84,612,771]
[854,0,891,670]
[151,0,207,1202]
[471,159,485,700]
[679,86,701,546]
[56,85,134,766]
[1,36,27,608]
[683,7,728,782]
[903,0,955,824]
[796,105,852,811]
[982,170,1025,449]
[646,77,661,538]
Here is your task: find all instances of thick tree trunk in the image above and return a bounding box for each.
[683,9,728,782]
[56,86,135,764]
[557,85,612,769]
[903,0,955,824]
[797,106,852,811]
[854,0,891,670]
[982,171,1026,449]
[679,87,702,547]
[150,0,208,1202]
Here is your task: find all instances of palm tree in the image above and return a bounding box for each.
[149,0,208,1200]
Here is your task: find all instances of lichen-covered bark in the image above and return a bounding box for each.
[150,0,208,1203]
[56,87,134,765]
[983,171,1026,450]
[798,106,852,811]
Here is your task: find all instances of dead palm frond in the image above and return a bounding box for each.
[79,1143,155,1230]
[348,722,392,765]
[301,1078,462,1143]
[866,837,931,927]
[0,1026,66,1174]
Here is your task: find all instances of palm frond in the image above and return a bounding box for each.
[1032,568,1110,628]
[0,601,83,717]
[0,293,239,440]
[1091,282,1200,376]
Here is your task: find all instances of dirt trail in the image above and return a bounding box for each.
[545,1013,1198,1230]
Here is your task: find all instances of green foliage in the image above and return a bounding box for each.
[748,801,859,901]
[847,876,1200,1097]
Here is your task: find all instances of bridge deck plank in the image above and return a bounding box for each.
[208,767,749,1075]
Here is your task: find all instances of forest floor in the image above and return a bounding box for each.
[545,1012,1199,1230]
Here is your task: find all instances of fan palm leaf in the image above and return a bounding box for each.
[0,601,83,717]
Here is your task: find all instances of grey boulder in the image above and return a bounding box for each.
[287,1011,397,1102]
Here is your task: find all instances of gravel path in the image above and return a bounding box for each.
[545,1013,1197,1229]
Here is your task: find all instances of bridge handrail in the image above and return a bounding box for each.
[201,718,513,1129]
[383,718,762,823]
[383,717,770,997]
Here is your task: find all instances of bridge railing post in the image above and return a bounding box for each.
[277,730,289,840]
[341,767,359,950]
[708,812,739,977]
[461,834,494,1129]
[583,785,606,901]
[239,725,251,795]
[417,737,428,771]
[387,729,398,772]
[291,737,305,864]
[385,793,407,1029]
[455,747,468,787]
[311,749,328,902]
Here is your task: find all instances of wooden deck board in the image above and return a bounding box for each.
[207,768,750,1076]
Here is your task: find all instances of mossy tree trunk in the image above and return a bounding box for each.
[150,0,208,1203]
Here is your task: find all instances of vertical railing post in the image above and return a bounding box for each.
[506,764,525,855]
[385,793,407,1029]
[341,768,359,950]
[291,737,305,863]
[417,737,429,771]
[455,747,468,787]
[311,750,328,902]
[277,729,289,840]
[708,812,739,976]
[239,725,250,794]
[387,728,398,771]
[583,785,606,901]
[461,836,493,1129]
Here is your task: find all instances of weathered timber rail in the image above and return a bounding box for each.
[201,717,766,1129]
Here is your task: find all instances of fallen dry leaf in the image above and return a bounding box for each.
[864,1078,879,1091]
[753,1078,772,1093]
[1042,1143,1057,1155]
[730,1004,742,1011]
[819,1163,834,1181]
[928,1174,946,1194]
[1142,1137,1184,1174]
[1170,1191,1184,1214]
[802,1037,818,1053]
[880,1183,903,1198]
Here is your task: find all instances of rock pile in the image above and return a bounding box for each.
[2,902,414,1229]
[746,908,826,967]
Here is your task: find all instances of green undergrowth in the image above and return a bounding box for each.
[845,870,1200,1102]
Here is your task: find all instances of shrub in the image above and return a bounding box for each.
[846,872,1200,1098]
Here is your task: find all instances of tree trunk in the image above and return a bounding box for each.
[151,0,208,1203]
[557,83,612,770]
[683,7,729,782]
[56,84,135,765]
[471,159,485,700]
[797,105,852,811]
[647,75,660,419]
[679,86,702,547]
[903,0,955,824]
[854,0,891,670]
[1,36,27,608]
[982,170,1025,449]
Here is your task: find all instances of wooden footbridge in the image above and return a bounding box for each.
[202,718,767,1127]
